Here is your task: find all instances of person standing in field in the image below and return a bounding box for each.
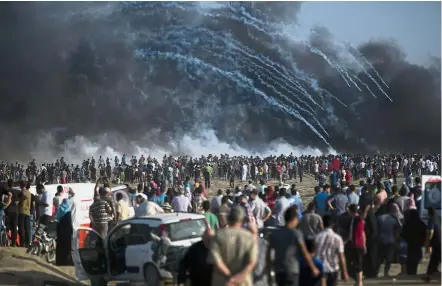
[202,200,219,230]
[18,181,31,247]
[315,215,349,286]
[209,206,258,286]
[266,205,319,286]
[217,196,230,229]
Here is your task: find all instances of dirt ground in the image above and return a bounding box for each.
[0,247,83,286]
[0,174,439,286]
[0,246,438,286]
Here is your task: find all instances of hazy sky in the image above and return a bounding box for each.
[297,1,441,64]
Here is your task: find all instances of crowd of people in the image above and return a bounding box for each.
[0,153,439,187]
[0,152,440,286]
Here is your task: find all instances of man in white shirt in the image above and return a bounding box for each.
[247,180,256,192]
[37,184,53,225]
[241,163,248,182]
[314,162,319,177]
[171,189,191,212]
[315,215,349,285]
[210,189,223,215]
[134,195,164,217]
[248,190,271,228]
[263,163,269,180]
[429,161,434,174]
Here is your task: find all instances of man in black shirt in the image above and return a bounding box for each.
[0,185,12,242]
[5,179,20,246]
[178,229,214,286]
[29,193,37,244]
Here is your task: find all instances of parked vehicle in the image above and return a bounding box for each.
[73,212,208,286]
[420,175,441,224]
[27,223,57,264]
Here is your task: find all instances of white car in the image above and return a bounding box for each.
[73,213,208,286]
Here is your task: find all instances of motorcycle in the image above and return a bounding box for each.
[27,223,56,264]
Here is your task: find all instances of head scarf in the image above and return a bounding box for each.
[407,194,417,210]
[56,198,71,221]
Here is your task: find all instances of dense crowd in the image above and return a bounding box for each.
[0,153,440,187]
[0,152,440,286]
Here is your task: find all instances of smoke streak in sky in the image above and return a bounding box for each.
[0,2,440,162]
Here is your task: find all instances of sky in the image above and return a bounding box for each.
[297,1,441,65]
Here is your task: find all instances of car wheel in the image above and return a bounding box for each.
[143,264,164,286]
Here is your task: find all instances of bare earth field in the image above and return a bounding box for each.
[0,174,439,285]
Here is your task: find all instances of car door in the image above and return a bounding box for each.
[73,227,107,281]
[124,223,156,281]
[106,222,132,281]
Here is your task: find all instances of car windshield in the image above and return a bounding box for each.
[167,219,206,241]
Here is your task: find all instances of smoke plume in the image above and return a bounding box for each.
[0,2,440,163]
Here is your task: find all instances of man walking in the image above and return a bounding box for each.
[315,215,349,286]
[266,205,319,286]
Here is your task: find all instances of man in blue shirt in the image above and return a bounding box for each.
[330,171,339,187]
[314,184,330,216]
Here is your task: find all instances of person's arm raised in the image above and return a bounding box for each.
[93,177,102,197]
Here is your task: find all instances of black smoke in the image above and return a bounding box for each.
[0,2,440,162]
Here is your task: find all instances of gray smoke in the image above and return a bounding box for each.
[0,2,439,163]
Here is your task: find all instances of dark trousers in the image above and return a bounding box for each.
[39,214,51,226]
[377,243,395,274]
[275,272,299,286]
[406,244,423,275]
[325,272,338,286]
[94,222,108,238]
[427,246,441,276]
[18,214,30,247]
[6,212,18,246]
[108,220,115,232]
[363,239,379,278]
[204,176,211,189]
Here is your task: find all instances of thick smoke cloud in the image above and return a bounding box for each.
[0,2,440,163]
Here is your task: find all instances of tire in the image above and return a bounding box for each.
[143,263,164,286]
[26,244,34,254]
[46,250,56,264]
[34,243,42,256]
[26,243,39,255]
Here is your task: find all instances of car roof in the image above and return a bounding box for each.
[127,212,206,224]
